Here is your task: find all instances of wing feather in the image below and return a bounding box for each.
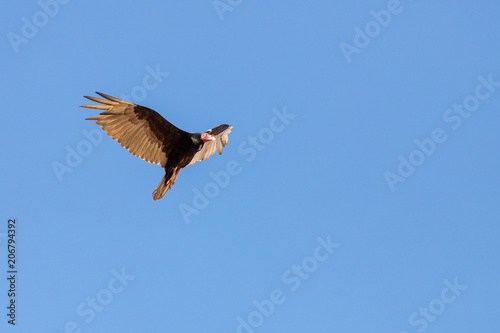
[81,92,187,167]
[83,96,120,106]
[95,92,128,103]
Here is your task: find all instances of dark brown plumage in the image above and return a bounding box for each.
[80,92,232,200]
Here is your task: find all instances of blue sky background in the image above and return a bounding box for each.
[1,1,500,332]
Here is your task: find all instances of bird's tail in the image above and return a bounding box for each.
[152,171,179,201]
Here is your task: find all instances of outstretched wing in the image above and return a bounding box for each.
[81,92,187,167]
[188,124,233,166]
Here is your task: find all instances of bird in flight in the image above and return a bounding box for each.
[81,92,233,200]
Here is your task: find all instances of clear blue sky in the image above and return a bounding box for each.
[1,1,500,332]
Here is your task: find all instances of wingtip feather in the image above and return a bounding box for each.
[80,104,112,110]
[95,92,130,104]
[84,95,119,105]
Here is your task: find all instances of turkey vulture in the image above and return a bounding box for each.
[80,92,233,200]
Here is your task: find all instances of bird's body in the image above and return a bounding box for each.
[80,92,232,200]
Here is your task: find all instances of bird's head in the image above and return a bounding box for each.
[191,132,216,151]
[201,132,215,143]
